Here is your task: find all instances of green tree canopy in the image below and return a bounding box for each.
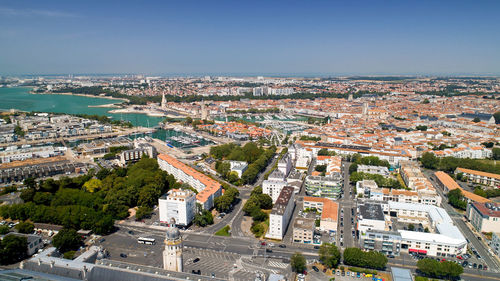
[15,221,34,234]
[52,228,83,253]
[291,252,306,273]
[0,235,27,265]
[319,243,341,268]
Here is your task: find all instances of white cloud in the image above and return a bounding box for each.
[0,7,79,18]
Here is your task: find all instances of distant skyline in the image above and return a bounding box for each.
[1,0,500,75]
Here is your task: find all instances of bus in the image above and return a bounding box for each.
[137,237,156,245]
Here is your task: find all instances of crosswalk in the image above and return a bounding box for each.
[267,260,289,269]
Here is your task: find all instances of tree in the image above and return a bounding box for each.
[291,252,306,273]
[315,164,327,173]
[494,111,500,124]
[422,99,430,104]
[214,195,232,212]
[417,258,463,279]
[319,243,340,268]
[472,117,481,123]
[20,188,36,202]
[493,147,500,160]
[52,228,83,253]
[135,206,152,220]
[33,192,53,205]
[0,235,27,265]
[0,225,10,235]
[23,177,37,189]
[448,188,467,210]
[193,210,213,227]
[318,148,334,156]
[408,224,415,231]
[256,193,273,209]
[416,125,428,131]
[420,152,438,169]
[14,125,25,137]
[40,178,59,193]
[343,247,387,270]
[83,178,102,193]
[15,221,34,234]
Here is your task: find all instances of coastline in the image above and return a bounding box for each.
[109,108,166,117]
[30,91,129,103]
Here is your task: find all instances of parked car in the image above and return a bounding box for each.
[261,242,266,246]
[314,246,320,249]
[192,269,201,275]
[279,244,286,248]
[478,264,483,269]
[387,255,395,258]
[193,258,200,263]
[120,253,127,258]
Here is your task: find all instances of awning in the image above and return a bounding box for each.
[418,250,427,254]
[409,249,417,253]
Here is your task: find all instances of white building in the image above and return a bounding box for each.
[228,160,248,178]
[467,202,500,233]
[357,164,389,176]
[277,153,293,176]
[158,189,196,226]
[388,202,467,257]
[266,186,295,240]
[158,154,222,210]
[262,180,288,203]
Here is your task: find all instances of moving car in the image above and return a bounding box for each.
[193,258,200,263]
[312,266,319,272]
[120,253,127,258]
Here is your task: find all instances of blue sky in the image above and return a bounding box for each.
[0,0,499,75]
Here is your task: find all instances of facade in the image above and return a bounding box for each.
[389,202,467,257]
[455,167,500,188]
[0,146,64,164]
[304,175,342,199]
[358,202,468,257]
[293,218,316,244]
[490,232,500,258]
[3,233,44,256]
[158,154,222,210]
[303,196,338,233]
[357,179,441,206]
[466,202,500,233]
[361,229,402,256]
[266,186,295,240]
[119,143,156,166]
[262,180,288,203]
[434,171,491,203]
[277,152,293,176]
[228,160,248,178]
[158,189,196,226]
[357,164,389,176]
[163,224,183,272]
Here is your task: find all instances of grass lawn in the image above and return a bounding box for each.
[215,225,231,236]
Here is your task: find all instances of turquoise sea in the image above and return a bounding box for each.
[0,87,164,127]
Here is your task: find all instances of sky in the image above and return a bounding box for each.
[0,0,499,76]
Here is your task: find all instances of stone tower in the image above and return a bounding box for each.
[161,92,167,109]
[163,219,183,272]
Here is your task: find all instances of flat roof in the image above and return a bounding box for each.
[391,267,413,281]
[359,203,384,221]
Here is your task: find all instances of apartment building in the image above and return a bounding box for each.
[455,167,500,188]
[466,202,500,233]
[434,171,491,203]
[277,152,293,177]
[303,197,338,233]
[357,179,441,206]
[158,154,222,210]
[293,218,316,244]
[158,189,196,226]
[119,142,157,166]
[266,186,295,240]
[262,180,288,203]
[304,175,343,199]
